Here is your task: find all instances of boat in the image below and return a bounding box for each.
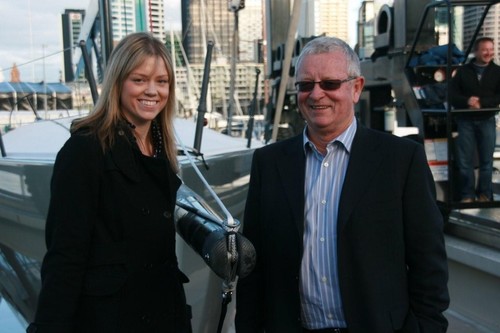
[0,111,261,332]
[0,1,263,332]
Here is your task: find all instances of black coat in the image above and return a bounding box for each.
[450,59,500,119]
[235,124,449,333]
[28,124,190,333]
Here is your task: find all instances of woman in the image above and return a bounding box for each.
[26,32,191,333]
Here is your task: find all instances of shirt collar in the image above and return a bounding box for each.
[302,118,357,154]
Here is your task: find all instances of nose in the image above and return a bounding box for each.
[308,83,327,97]
[145,82,157,95]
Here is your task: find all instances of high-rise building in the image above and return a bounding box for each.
[144,0,165,40]
[110,0,136,42]
[181,0,237,64]
[463,5,500,60]
[61,9,85,82]
[110,0,165,42]
[239,0,263,62]
[298,0,349,41]
[356,0,375,59]
[62,1,166,82]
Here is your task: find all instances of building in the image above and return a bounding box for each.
[61,9,85,82]
[356,0,375,59]
[298,0,349,41]
[111,0,165,42]
[463,4,500,60]
[178,0,264,119]
[110,0,136,41]
[181,0,237,64]
[61,0,165,83]
[239,0,264,62]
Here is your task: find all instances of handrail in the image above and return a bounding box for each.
[451,107,500,113]
[405,0,499,69]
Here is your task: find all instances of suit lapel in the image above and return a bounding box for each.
[275,136,306,237]
[338,126,384,230]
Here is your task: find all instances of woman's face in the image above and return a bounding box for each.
[121,55,170,129]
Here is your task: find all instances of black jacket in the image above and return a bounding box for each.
[450,59,500,120]
[28,124,190,333]
[235,124,449,333]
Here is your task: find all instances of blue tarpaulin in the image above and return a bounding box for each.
[0,82,73,111]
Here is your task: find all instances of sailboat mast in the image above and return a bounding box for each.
[99,0,114,68]
[227,1,245,136]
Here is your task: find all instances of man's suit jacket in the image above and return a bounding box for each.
[235,123,449,333]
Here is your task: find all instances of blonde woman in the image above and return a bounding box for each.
[27,32,191,333]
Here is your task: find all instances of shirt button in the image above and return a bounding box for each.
[323,162,329,167]
[321,199,326,205]
[320,237,325,242]
[328,313,333,319]
[144,263,154,270]
[322,276,327,283]
[141,208,150,215]
[163,211,172,219]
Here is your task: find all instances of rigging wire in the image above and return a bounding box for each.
[1,46,75,76]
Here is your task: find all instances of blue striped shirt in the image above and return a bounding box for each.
[300,120,357,329]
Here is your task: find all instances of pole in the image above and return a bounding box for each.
[246,68,261,148]
[193,41,215,153]
[271,0,302,142]
[227,11,239,136]
[80,40,99,105]
[42,44,48,116]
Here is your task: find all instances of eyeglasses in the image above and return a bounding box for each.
[294,77,357,92]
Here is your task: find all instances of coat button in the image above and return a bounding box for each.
[118,130,125,136]
[163,211,172,219]
[144,263,154,270]
[141,208,150,215]
[141,314,151,324]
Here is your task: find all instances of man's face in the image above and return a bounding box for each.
[296,52,364,138]
[474,40,495,65]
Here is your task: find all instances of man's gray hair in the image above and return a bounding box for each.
[295,36,361,78]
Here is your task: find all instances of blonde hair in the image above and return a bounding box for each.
[72,32,178,171]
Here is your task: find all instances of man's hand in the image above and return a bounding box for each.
[468,96,481,109]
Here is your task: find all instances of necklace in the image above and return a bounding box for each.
[126,120,163,157]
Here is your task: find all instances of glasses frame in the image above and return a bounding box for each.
[294,77,357,92]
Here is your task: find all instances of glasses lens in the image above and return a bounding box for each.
[320,80,342,90]
[296,82,315,92]
[296,79,353,92]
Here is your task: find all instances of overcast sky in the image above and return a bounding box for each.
[0,0,360,83]
[0,0,182,83]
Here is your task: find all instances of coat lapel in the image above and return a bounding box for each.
[109,128,141,183]
[275,135,306,237]
[338,126,384,230]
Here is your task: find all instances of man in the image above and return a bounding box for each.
[450,36,500,202]
[235,36,449,333]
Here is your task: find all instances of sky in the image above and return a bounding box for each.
[0,0,182,83]
[0,0,361,83]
